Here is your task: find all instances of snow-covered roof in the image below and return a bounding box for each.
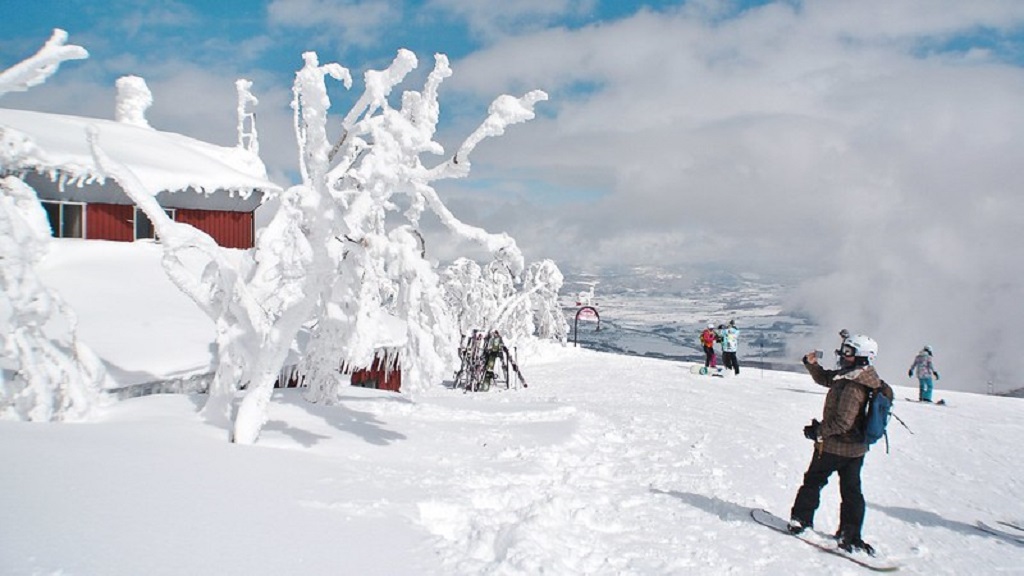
[0,107,280,199]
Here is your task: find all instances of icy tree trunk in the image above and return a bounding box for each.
[231,52,348,443]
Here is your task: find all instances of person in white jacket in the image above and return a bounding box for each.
[721,320,740,375]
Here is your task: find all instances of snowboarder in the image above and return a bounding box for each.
[908,345,940,402]
[700,323,718,370]
[788,333,886,556]
[721,320,740,375]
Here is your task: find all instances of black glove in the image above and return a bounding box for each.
[908,370,913,378]
[934,371,940,380]
[803,419,821,441]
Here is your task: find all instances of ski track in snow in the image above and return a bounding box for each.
[407,353,806,574]
[389,349,1024,575]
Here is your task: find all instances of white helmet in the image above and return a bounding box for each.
[707,322,715,329]
[841,334,878,364]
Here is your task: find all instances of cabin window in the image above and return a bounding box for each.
[41,201,85,238]
[134,207,175,240]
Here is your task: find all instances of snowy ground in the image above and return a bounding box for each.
[3,343,1022,575]
[34,239,218,388]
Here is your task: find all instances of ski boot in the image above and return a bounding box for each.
[787,518,811,535]
[838,532,876,556]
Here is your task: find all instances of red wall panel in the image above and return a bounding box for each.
[78,203,253,248]
[350,356,402,392]
[86,203,133,242]
[175,209,254,249]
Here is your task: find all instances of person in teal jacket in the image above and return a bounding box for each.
[908,346,940,402]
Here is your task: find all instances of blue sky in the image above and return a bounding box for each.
[4,1,1024,386]
[2,1,714,91]
[2,0,1023,266]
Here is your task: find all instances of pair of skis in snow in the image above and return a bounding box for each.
[751,509,900,572]
[453,330,527,392]
[976,519,1024,544]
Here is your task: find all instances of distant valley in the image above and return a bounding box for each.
[561,268,815,374]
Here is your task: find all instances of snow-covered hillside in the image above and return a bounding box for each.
[2,344,1021,575]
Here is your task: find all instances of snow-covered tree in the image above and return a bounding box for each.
[90,49,547,443]
[523,259,568,342]
[441,257,567,345]
[0,177,109,421]
[442,258,493,335]
[0,29,108,421]
[296,50,546,406]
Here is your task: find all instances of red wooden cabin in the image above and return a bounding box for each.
[0,107,277,249]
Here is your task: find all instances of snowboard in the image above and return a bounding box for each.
[751,509,900,572]
[689,365,726,377]
[903,398,947,406]
[976,521,1024,544]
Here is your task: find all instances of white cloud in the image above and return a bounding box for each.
[108,0,200,38]
[426,0,597,39]
[267,0,400,47]
[429,1,1024,393]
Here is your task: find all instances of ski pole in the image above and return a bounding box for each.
[891,411,914,435]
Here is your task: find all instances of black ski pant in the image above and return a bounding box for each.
[790,450,865,539]
[722,351,739,374]
[703,346,715,368]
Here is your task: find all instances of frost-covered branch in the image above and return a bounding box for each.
[0,29,87,97]
[86,128,230,314]
[413,180,525,275]
[426,90,548,180]
[0,126,46,170]
[340,50,416,136]
[294,52,351,178]
[236,79,259,154]
[406,89,548,277]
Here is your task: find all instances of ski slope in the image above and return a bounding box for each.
[2,344,1021,575]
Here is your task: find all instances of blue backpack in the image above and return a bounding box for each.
[863,380,894,452]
